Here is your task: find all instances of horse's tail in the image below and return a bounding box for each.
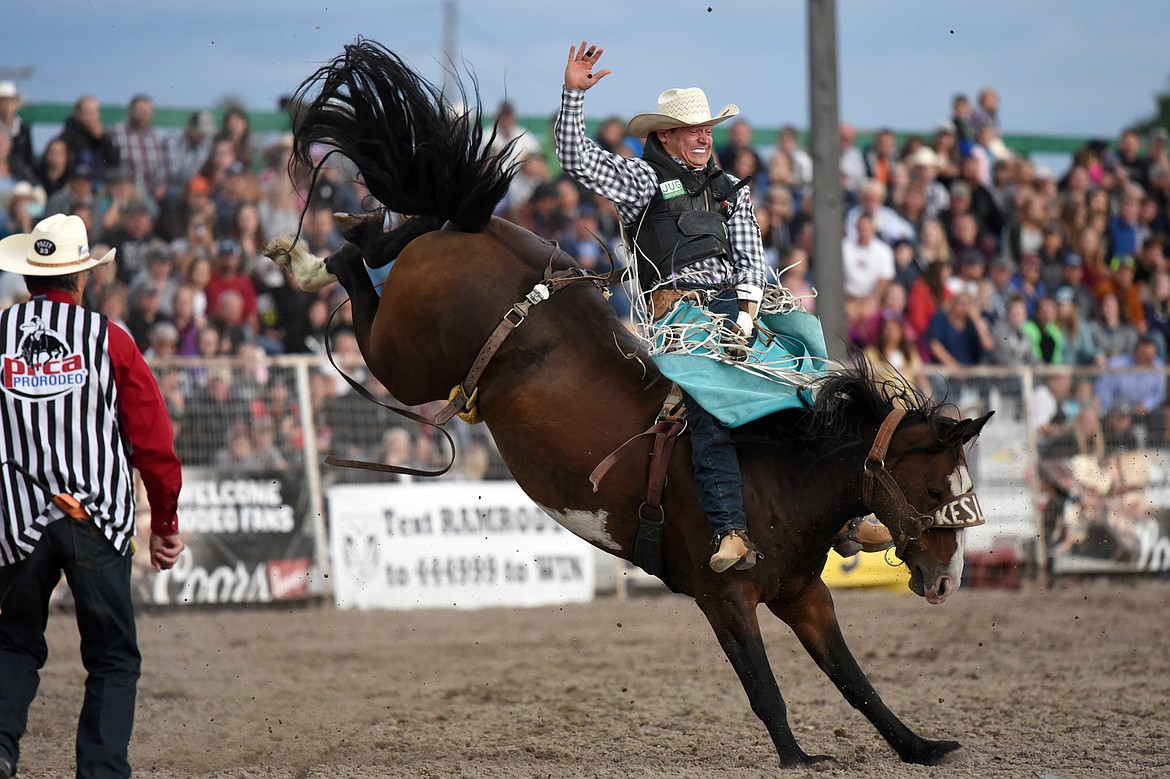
[290,37,515,232]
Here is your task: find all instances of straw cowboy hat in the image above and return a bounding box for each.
[626,87,739,138]
[0,213,115,276]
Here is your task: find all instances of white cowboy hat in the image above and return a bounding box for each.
[626,87,739,138]
[0,213,115,276]
[907,146,941,168]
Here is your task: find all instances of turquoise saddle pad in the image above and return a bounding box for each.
[651,301,828,428]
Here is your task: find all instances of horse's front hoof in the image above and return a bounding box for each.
[900,738,961,765]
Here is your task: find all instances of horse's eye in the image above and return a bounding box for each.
[928,488,943,504]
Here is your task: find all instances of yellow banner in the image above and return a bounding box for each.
[822,549,911,592]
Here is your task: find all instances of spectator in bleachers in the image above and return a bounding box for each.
[773,125,812,202]
[166,111,216,201]
[593,116,639,158]
[931,122,961,184]
[907,259,951,340]
[760,186,795,267]
[1143,269,1170,358]
[716,118,761,177]
[1115,129,1148,190]
[247,416,288,472]
[1007,192,1047,263]
[1007,252,1048,316]
[44,161,94,218]
[838,122,866,197]
[926,289,992,366]
[98,285,129,335]
[103,199,157,285]
[863,127,897,187]
[984,255,1017,322]
[301,205,344,256]
[189,137,238,204]
[482,100,540,170]
[958,153,1005,244]
[1023,295,1064,364]
[951,94,975,155]
[1091,292,1140,362]
[112,94,168,206]
[1036,222,1068,290]
[2,181,46,237]
[34,137,71,199]
[841,211,894,331]
[780,247,815,312]
[209,288,251,353]
[916,217,951,266]
[1032,369,1076,451]
[125,282,170,352]
[213,160,256,237]
[1107,194,1142,261]
[864,311,930,395]
[57,95,119,188]
[171,285,205,356]
[1054,286,1100,366]
[129,242,178,316]
[990,294,1038,366]
[844,179,914,245]
[1096,334,1166,445]
[204,239,258,337]
[891,239,922,290]
[145,320,179,360]
[1094,254,1146,332]
[178,366,248,464]
[217,104,255,170]
[0,82,35,183]
[906,146,950,221]
[954,249,988,300]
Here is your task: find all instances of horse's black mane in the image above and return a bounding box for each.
[289,37,516,232]
[738,357,957,453]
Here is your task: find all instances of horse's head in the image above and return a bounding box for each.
[864,408,993,605]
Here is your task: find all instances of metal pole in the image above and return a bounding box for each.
[807,0,848,362]
[440,0,458,104]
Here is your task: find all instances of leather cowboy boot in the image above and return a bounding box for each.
[710,529,758,572]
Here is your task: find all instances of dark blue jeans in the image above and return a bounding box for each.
[0,518,140,779]
[681,288,749,541]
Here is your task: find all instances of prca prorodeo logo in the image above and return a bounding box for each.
[1,316,88,400]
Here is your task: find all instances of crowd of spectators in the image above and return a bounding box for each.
[2,80,1170,466]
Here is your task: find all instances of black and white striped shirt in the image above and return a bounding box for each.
[0,293,180,564]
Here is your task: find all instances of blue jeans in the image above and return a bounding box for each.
[0,518,140,779]
[680,288,748,540]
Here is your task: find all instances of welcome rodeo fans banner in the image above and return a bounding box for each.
[135,469,319,605]
[326,481,596,610]
[1039,448,1170,575]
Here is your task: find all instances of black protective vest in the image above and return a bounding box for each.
[628,134,739,285]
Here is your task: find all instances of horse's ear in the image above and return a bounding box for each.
[939,410,994,447]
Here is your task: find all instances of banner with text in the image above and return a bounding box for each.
[137,468,319,606]
[326,481,596,610]
[1039,448,1170,575]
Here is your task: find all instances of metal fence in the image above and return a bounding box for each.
[147,356,1170,586]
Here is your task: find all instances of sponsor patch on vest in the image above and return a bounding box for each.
[659,179,686,200]
[1,315,88,401]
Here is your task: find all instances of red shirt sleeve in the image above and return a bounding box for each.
[107,322,183,535]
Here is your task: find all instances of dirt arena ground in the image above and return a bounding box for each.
[17,578,1170,778]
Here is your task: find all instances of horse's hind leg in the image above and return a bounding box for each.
[695,594,832,768]
[324,243,380,358]
[766,579,961,765]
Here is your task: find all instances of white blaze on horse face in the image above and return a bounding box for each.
[949,462,973,496]
[537,504,621,551]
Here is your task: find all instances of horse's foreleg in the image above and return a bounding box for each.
[766,579,961,765]
[695,593,832,768]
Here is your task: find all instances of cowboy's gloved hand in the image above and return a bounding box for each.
[724,284,762,363]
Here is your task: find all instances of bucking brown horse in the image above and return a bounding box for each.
[269,39,993,769]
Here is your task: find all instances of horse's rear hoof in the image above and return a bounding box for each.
[779,753,836,769]
[901,738,961,765]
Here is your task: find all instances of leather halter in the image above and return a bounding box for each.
[861,407,985,559]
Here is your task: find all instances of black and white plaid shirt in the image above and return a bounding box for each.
[554,87,768,293]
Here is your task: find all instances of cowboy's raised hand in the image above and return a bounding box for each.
[565,41,611,91]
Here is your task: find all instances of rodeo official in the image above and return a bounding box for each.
[0,214,184,779]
